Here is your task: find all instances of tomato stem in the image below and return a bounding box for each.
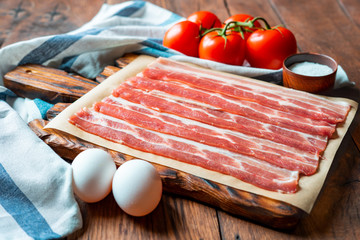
[200,16,273,38]
[251,17,272,30]
[200,21,247,38]
[220,21,234,35]
[201,27,222,37]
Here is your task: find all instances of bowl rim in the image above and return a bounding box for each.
[283,52,338,79]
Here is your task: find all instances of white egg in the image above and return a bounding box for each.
[72,148,116,203]
[112,159,162,217]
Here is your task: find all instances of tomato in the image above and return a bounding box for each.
[199,31,246,65]
[163,20,200,57]
[187,11,222,33]
[245,27,297,69]
[224,14,262,40]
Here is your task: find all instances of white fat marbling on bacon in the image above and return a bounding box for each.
[97,96,319,175]
[145,58,350,124]
[122,76,336,138]
[69,108,300,193]
[111,85,329,154]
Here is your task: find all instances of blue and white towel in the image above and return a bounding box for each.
[0,101,82,240]
[0,1,355,239]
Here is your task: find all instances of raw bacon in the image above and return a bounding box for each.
[69,109,300,193]
[111,85,329,153]
[145,58,350,124]
[95,98,319,175]
[68,57,351,193]
[120,76,337,138]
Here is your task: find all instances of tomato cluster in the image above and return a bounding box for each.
[163,11,297,70]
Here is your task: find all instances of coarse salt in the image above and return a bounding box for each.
[289,61,333,76]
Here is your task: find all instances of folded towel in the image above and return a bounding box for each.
[0,101,82,239]
[0,1,355,239]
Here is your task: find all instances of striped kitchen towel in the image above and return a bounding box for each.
[0,1,355,239]
[0,101,82,240]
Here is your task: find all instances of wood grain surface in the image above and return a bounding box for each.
[4,64,98,103]
[1,0,360,239]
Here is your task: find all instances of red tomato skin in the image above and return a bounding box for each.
[199,31,246,66]
[224,14,262,40]
[187,11,222,31]
[245,27,297,69]
[163,21,200,57]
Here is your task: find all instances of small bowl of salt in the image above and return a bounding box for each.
[282,52,338,93]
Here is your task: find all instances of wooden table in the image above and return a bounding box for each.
[2,0,360,239]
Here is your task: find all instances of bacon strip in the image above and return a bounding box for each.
[95,98,319,175]
[69,108,300,193]
[110,85,329,154]
[120,76,337,138]
[145,57,351,124]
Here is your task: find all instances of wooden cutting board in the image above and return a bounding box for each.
[4,53,305,229]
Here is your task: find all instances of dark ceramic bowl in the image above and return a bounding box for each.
[283,53,338,93]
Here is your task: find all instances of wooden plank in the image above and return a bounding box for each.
[68,193,220,240]
[136,0,229,20]
[339,0,360,28]
[1,0,103,47]
[115,53,140,69]
[224,0,282,26]
[95,66,121,83]
[46,102,71,121]
[353,124,360,151]
[3,64,98,103]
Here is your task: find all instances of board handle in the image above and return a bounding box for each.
[4,64,98,103]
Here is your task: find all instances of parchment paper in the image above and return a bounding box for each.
[45,55,358,213]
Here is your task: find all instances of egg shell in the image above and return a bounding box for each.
[112,159,162,217]
[72,148,116,203]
